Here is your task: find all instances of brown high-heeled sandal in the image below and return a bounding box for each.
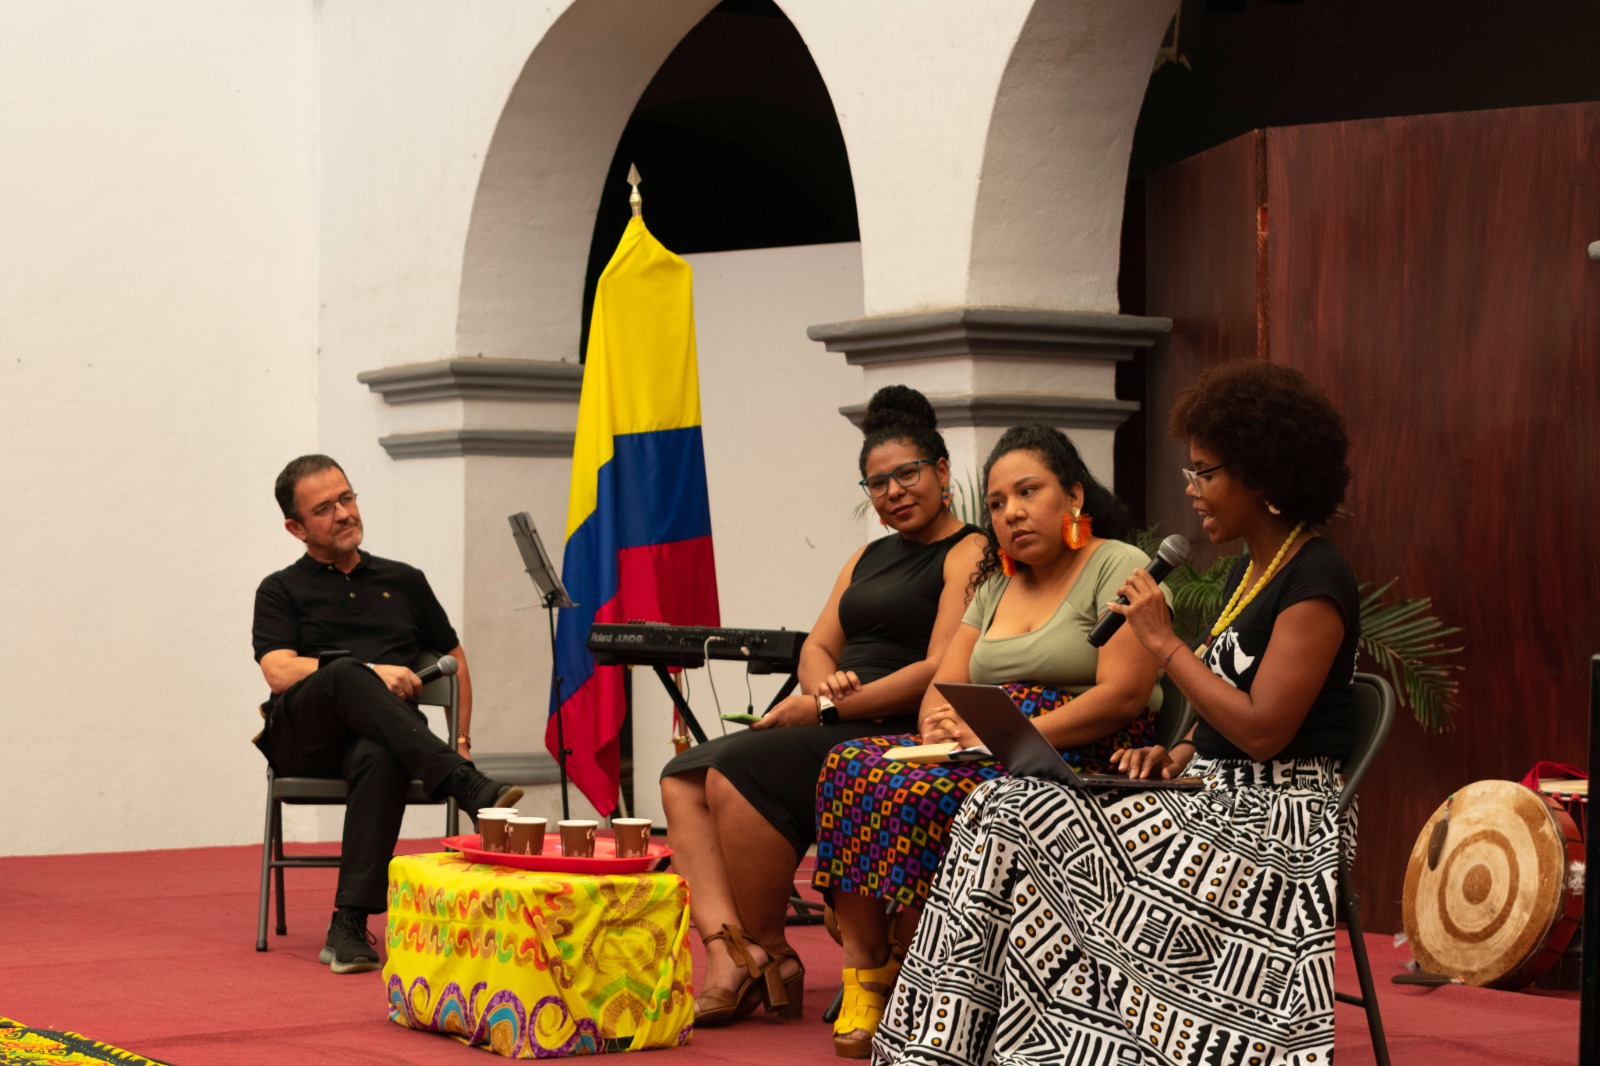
[695,925,767,1028]
[755,938,806,1020]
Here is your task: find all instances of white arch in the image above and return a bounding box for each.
[968,0,1177,313]
[455,0,723,361]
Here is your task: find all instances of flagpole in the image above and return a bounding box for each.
[546,596,572,820]
[627,163,642,218]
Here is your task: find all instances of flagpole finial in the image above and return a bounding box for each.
[627,164,642,218]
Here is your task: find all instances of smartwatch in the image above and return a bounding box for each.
[817,694,841,726]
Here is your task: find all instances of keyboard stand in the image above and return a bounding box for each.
[643,665,801,747]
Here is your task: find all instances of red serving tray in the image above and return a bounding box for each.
[440,833,672,875]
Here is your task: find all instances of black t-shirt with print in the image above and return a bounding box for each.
[1193,536,1359,760]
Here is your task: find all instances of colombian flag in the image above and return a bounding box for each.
[551,216,720,814]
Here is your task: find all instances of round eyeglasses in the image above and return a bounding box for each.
[860,459,936,498]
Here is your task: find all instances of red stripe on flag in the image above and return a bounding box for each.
[546,536,720,814]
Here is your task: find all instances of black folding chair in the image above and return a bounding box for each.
[1334,672,1395,1066]
[255,652,460,951]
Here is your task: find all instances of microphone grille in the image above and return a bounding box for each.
[435,654,459,676]
[1156,534,1192,567]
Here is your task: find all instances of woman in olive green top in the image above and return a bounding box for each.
[812,424,1163,1058]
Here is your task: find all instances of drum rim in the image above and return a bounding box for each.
[1401,779,1582,988]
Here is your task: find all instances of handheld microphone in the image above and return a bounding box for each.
[1086,535,1191,648]
[416,654,459,683]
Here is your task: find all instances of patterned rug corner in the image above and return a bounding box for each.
[0,1017,173,1066]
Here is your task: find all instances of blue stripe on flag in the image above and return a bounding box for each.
[551,426,713,709]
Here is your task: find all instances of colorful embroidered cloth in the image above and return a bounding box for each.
[384,853,693,1057]
[0,1017,171,1065]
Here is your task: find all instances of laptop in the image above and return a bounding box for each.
[934,682,1203,791]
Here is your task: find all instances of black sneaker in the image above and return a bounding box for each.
[447,765,524,825]
[319,908,381,974]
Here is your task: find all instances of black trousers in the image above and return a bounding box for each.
[256,657,466,912]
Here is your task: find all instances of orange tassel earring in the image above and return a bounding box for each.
[1063,508,1092,550]
[999,550,1017,577]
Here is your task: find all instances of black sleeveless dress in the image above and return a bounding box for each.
[660,524,981,855]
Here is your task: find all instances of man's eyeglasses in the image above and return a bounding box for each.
[299,492,359,521]
[1181,462,1225,495]
[860,459,936,498]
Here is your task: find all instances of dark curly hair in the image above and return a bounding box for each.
[1168,361,1350,525]
[858,384,949,473]
[969,424,1137,593]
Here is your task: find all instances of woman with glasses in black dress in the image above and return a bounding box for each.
[660,385,985,1028]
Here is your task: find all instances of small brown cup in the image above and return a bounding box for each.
[506,816,548,855]
[612,817,653,858]
[478,809,516,853]
[558,819,598,858]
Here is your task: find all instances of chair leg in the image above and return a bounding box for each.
[272,801,288,936]
[257,783,276,952]
[822,985,843,1024]
[1338,858,1391,1066]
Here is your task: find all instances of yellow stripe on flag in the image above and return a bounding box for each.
[567,217,703,537]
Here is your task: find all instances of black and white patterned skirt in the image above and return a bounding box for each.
[874,756,1352,1066]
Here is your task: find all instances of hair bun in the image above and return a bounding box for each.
[861,385,937,436]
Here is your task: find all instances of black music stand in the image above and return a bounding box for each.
[509,512,577,819]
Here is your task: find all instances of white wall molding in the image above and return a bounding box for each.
[358,357,582,404]
[377,429,575,459]
[840,392,1139,431]
[807,308,1171,366]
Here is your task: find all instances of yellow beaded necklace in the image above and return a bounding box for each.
[1209,521,1307,638]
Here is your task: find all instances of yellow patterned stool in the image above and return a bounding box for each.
[384,852,693,1056]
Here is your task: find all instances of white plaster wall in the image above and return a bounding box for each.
[0,2,319,854]
[0,0,1158,854]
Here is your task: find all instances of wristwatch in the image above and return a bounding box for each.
[816,695,840,726]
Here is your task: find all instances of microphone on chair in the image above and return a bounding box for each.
[416,655,459,683]
[1086,535,1192,648]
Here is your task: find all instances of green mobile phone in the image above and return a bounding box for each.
[720,712,763,725]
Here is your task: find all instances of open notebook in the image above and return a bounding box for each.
[930,682,1202,791]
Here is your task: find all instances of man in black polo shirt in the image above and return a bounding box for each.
[253,454,522,974]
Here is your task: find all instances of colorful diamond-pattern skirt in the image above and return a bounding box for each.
[812,683,1154,910]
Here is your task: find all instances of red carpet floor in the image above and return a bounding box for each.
[0,842,1580,1065]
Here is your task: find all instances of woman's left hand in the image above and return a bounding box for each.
[816,670,862,701]
[1104,568,1178,656]
[921,705,974,747]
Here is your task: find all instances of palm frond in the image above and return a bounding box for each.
[1356,580,1463,733]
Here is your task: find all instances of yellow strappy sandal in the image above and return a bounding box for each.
[831,957,901,1058]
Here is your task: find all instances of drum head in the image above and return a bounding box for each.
[1402,779,1578,988]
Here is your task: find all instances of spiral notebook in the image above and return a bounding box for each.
[933,682,1202,791]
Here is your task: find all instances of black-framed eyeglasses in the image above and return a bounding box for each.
[860,459,936,498]
[299,492,359,521]
[1181,462,1225,495]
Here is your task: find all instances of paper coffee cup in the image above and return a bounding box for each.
[478,808,515,852]
[612,817,653,858]
[558,819,598,858]
[506,816,548,855]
